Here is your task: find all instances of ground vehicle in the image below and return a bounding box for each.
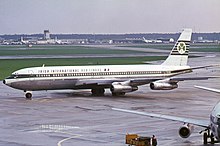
[125,134,151,146]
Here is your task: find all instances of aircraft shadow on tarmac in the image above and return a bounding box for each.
[48,90,160,101]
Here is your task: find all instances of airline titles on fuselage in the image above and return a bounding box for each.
[33,68,171,78]
[38,68,104,74]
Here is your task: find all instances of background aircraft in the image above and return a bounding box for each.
[143,37,162,43]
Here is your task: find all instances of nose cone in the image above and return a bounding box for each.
[3,79,10,86]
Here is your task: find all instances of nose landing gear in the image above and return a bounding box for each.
[201,129,215,144]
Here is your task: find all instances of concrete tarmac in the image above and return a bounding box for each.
[0,54,220,146]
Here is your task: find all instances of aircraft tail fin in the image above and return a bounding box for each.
[162,29,192,66]
[143,37,148,43]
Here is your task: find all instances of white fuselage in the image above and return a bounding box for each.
[4,64,191,91]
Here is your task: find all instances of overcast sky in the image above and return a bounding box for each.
[0,0,220,34]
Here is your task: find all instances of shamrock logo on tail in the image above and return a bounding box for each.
[177,42,186,54]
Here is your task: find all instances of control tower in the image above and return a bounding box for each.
[44,30,50,40]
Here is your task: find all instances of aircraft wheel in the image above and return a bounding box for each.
[91,88,105,96]
[99,88,105,95]
[91,89,96,96]
[25,92,32,100]
[211,133,215,144]
[203,132,208,144]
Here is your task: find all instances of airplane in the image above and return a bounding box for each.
[20,37,30,45]
[2,29,218,99]
[112,87,220,144]
[143,37,162,43]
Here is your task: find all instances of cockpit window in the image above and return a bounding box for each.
[217,117,220,125]
[211,115,220,125]
[6,75,17,79]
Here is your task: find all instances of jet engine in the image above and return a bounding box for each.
[150,79,178,90]
[179,123,194,138]
[110,81,138,93]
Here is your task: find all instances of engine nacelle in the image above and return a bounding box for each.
[179,123,194,138]
[110,82,138,93]
[150,82,178,90]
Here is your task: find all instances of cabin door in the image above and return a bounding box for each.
[28,70,34,80]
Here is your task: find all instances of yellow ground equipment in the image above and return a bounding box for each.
[125,134,151,146]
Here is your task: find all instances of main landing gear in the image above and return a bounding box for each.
[91,88,105,96]
[91,88,126,96]
[202,129,215,144]
[24,91,32,100]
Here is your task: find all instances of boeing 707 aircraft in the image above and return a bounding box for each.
[2,29,216,99]
[113,87,220,144]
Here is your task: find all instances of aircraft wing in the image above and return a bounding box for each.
[194,85,220,94]
[75,78,156,88]
[112,108,210,128]
[75,78,118,87]
[74,76,218,88]
[129,76,218,86]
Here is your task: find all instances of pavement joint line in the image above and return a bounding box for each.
[56,131,82,146]
[57,135,81,146]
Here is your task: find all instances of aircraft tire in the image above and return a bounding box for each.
[211,133,215,144]
[203,132,208,144]
[91,88,105,96]
[25,92,32,100]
